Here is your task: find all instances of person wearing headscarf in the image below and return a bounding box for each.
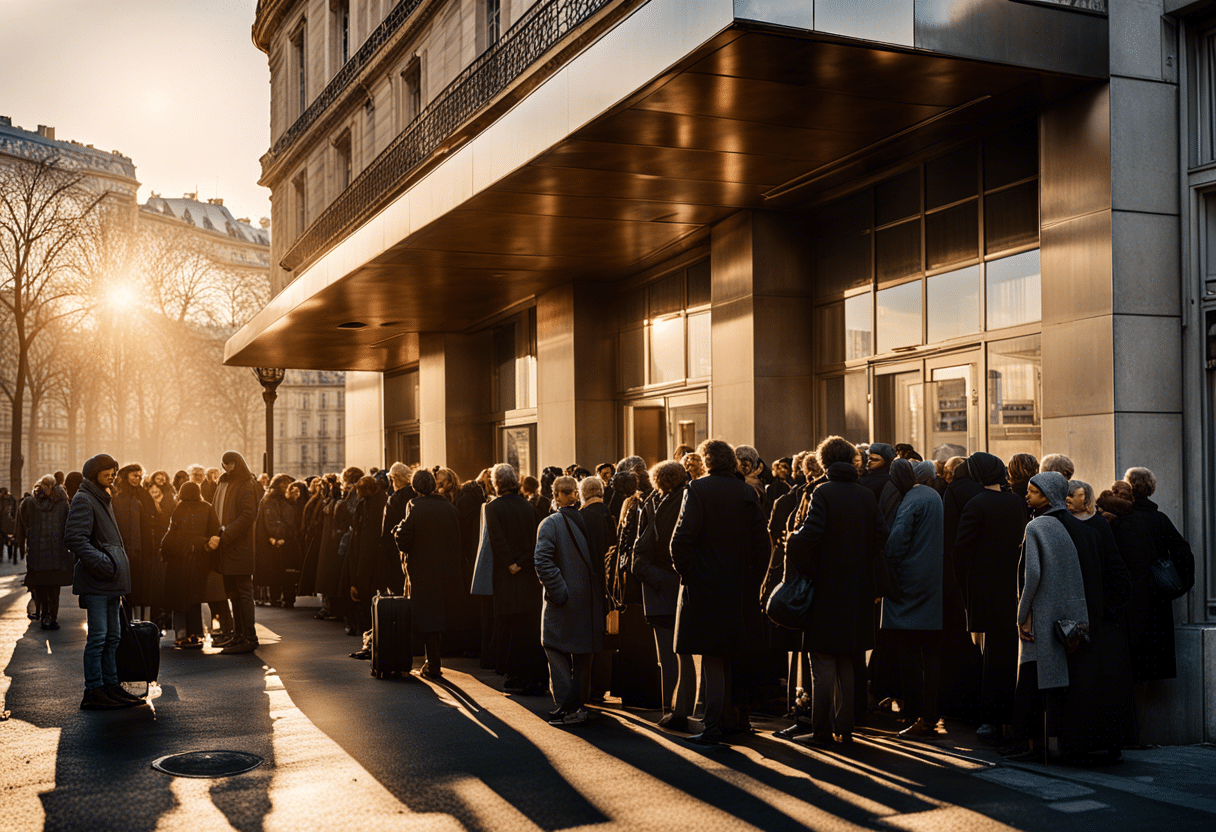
[953,452,1027,744]
[211,451,262,654]
[860,442,896,504]
[64,471,84,501]
[878,457,917,528]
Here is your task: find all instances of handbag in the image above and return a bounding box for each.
[1148,512,1195,601]
[765,573,815,631]
[1053,618,1091,655]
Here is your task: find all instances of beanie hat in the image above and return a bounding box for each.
[82,453,119,484]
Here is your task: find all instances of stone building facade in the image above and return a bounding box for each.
[230,0,1216,741]
[275,369,348,479]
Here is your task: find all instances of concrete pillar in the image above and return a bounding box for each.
[536,283,617,470]
[344,371,385,470]
[709,210,816,462]
[418,331,493,480]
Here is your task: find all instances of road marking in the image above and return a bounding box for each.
[975,768,1095,800]
[1048,799,1110,813]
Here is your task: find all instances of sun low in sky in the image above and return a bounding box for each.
[0,0,270,223]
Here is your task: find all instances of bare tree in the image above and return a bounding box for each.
[0,157,104,490]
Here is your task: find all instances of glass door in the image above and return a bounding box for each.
[667,390,708,454]
[925,354,980,460]
[625,399,667,467]
[872,363,922,449]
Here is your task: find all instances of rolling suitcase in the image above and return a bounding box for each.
[371,593,412,679]
[116,599,161,694]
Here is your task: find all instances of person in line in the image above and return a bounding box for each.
[486,463,546,695]
[202,468,220,503]
[535,475,605,725]
[632,460,695,731]
[16,475,72,630]
[346,475,389,646]
[778,437,888,746]
[671,439,771,745]
[953,453,1028,744]
[256,474,299,608]
[160,481,220,649]
[394,468,463,678]
[1007,454,1039,501]
[65,453,143,710]
[1040,454,1075,481]
[113,463,156,622]
[211,451,261,655]
[576,474,616,704]
[1,487,17,563]
[382,463,416,598]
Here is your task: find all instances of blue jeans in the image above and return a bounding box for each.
[82,595,121,690]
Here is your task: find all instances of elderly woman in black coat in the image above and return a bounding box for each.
[632,460,694,730]
[17,475,72,629]
[394,468,463,678]
[160,481,220,648]
[671,439,771,745]
[256,474,300,608]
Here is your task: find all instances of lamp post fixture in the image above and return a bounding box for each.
[252,367,286,476]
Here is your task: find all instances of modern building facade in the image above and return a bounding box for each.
[230,0,1216,741]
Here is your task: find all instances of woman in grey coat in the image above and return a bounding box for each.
[535,475,605,725]
[1010,471,1089,759]
[881,459,945,738]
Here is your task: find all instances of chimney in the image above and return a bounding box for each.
[36,125,55,140]
[208,197,223,206]
[237,217,251,224]
[0,116,11,126]
[184,192,197,200]
[259,217,271,229]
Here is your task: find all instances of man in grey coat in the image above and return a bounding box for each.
[535,476,605,725]
[65,453,144,711]
[882,459,944,738]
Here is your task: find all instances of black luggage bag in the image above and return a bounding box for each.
[372,593,412,679]
[117,600,161,691]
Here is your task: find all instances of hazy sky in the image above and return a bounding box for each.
[0,0,271,222]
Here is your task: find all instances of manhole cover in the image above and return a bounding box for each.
[151,750,263,778]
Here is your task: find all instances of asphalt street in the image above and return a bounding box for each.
[1,560,1214,832]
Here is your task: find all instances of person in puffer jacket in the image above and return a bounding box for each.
[65,453,143,711]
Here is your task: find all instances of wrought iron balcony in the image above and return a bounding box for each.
[280,0,613,274]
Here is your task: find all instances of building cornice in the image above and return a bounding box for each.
[252,0,300,54]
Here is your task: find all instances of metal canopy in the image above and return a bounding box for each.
[227,26,1096,372]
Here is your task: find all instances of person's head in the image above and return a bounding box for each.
[206,467,220,482]
[178,481,202,502]
[773,457,792,481]
[288,481,309,503]
[1028,471,1069,513]
[412,468,436,496]
[173,470,188,489]
[968,452,1007,489]
[867,443,895,472]
[1123,467,1157,500]
[34,474,56,498]
[682,452,705,480]
[735,445,760,476]
[673,444,694,461]
[258,472,270,489]
[616,456,645,478]
[492,463,519,495]
[596,463,615,484]
[188,464,206,484]
[64,471,83,498]
[578,475,603,504]
[270,473,293,497]
[152,470,170,488]
[82,453,119,489]
[436,468,460,498]
[650,460,686,496]
[1111,480,1134,501]
[944,457,967,483]
[803,453,823,480]
[815,436,856,470]
[148,484,164,502]
[354,475,379,498]
[476,467,495,493]
[913,460,937,486]
[1007,453,1039,487]
[341,466,364,485]
[389,461,411,490]
[552,475,579,508]
[611,470,638,497]
[1066,480,1095,516]
[894,443,916,460]
[1041,453,1075,481]
[572,467,592,481]
[521,475,539,497]
[222,452,253,482]
[699,439,738,476]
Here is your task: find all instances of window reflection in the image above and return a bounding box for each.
[620,327,644,390]
[986,250,1041,329]
[845,293,873,359]
[686,311,711,379]
[987,334,1042,460]
[649,316,685,385]
[876,281,922,353]
[927,265,980,342]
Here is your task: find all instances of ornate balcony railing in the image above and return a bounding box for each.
[280,0,613,274]
[269,0,427,159]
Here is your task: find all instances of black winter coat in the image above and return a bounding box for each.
[17,490,72,584]
[670,473,770,656]
[785,463,888,654]
[113,484,157,605]
[953,489,1027,633]
[381,487,413,596]
[631,484,685,619]
[1110,498,1182,681]
[66,480,132,599]
[486,492,541,617]
[348,490,389,596]
[579,500,616,605]
[255,492,299,586]
[943,472,985,582]
[160,497,220,610]
[216,475,260,576]
[395,493,463,633]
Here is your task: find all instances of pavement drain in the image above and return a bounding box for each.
[151,750,264,779]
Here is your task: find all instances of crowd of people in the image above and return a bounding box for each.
[3,436,1192,762]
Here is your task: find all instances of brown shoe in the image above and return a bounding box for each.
[898,718,938,739]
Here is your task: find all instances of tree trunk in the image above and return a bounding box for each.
[8,347,27,493]
[26,393,41,486]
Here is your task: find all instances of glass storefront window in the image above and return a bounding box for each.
[926,142,978,209]
[927,265,980,342]
[876,168,920,227]
[686,311,711,379]
[987,334,1042,461]
[985,180,1039,254]
[876,218,921,283]
[983,120,1037,191]
[844,293,873,359]
[926,200,979,270]
[620,326,644,389]
[986,250,1041,329]
[876,281,922,353]
[649,315,685,385]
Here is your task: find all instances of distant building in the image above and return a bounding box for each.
[275,370,347,479]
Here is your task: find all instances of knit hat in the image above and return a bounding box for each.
[868,443,896,466]
[82,453,119,484]
[913,460,937,485]
[967,452,1007,487]
[1030,471,1069,512]
[890,458,916,495]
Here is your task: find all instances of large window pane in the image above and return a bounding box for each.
[686,311,711,379]
[876,218,921,283]
[927,265,980,342]
[983,119,1037,190]
[493,322,518,411]
[926,200,978,270]
[650,273,683,317]
[876,169,920,226]
[987,334,1042,461]
[876,281,922,353]
[874,370,923,450]
[620,326,644,389]
[985,180,1039,254]
[649,316,685,384]
[986,249,1041,329]
[821,376,846,438]
[926,143,978,209]
[817,302,845,366]
[383,370,420,425]
[845,293,873,359]
[621,288,646,327]
[687,259,711,307]
[815,190,872,297]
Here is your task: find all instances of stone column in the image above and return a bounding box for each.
[418,331,493,479]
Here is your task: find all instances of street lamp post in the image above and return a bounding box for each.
[252,368,286,476]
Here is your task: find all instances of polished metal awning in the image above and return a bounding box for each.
[226,13,1102,372]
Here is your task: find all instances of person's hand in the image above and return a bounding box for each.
[508,563,522,575]
[269,537,276,546]
[350,587,360,602]
[207,536,220,551]
[1018,618,1034,643]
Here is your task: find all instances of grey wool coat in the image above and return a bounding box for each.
[534,506,605,655]
[881,484,945,631]
[1018,514,1088,690]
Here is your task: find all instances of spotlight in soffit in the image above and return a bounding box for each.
[338,321,367,329]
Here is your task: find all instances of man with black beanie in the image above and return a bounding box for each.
[65,453,144,710]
